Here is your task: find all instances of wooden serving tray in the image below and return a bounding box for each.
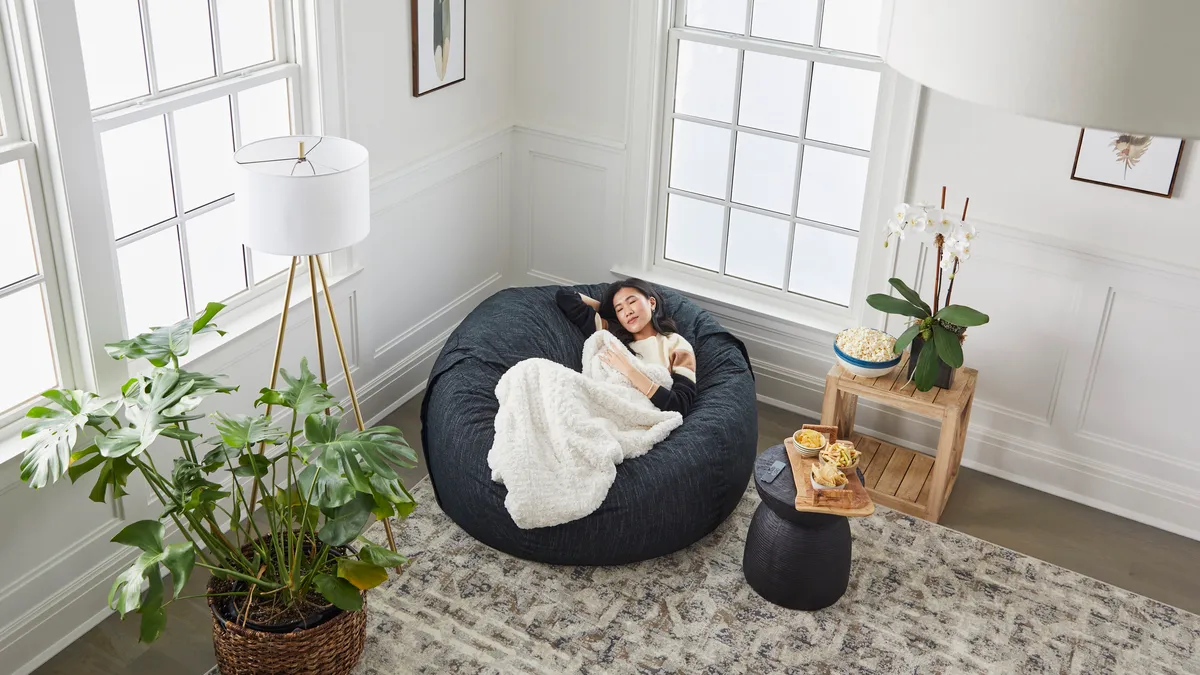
[784,436,875,517]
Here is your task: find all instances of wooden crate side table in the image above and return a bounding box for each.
[820,351,977,523]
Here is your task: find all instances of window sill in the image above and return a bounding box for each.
[0,266,364,469]
[611,264,863,338]
[182,265,363,367]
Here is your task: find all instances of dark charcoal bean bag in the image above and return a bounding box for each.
[420,284,757,565]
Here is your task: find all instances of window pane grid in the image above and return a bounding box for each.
[85,0,285,116]
[0,153,64,417]
[660,0,880,308]
[91,1,293,335]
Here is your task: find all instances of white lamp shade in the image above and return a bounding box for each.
[234,135,370,256]
[886,0,1200,137]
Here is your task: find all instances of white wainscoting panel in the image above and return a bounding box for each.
[513,126,626,287]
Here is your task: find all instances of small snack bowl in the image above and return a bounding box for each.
[820,442,861,474]
[834,328,902,379]
[792,428,827,456]
[810,461,848,490]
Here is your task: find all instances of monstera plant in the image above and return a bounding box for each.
[18,303,417,650]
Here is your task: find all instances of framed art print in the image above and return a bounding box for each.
[1071,128,1184,198]
[411,0,466,97]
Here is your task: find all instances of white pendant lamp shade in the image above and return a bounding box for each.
[886,0,1200,137]
[234,135,370,256]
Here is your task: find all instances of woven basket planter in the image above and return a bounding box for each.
[206,567,367,674]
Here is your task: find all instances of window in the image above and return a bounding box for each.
[0,6,72,421]
[656,0,888,308]
[79,0,298,336]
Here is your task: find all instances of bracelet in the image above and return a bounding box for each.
[643,382,654,397]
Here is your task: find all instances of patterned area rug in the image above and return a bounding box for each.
[355,480,1199,674]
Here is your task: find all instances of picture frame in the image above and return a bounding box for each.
[1070,128,1184,198]
[410,0,466,97]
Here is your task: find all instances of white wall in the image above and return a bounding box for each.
[514,0,631,144]
[507,0,1200,542]
[0,2,515,673]
[344,0,515,175]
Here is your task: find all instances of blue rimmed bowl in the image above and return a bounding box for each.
[833,336,902,379]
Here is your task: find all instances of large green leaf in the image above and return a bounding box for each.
[934,305,990,327]
[20,390,121,489]
[232,453,271,478]
[110,554,159,618]
[112,520,165,554]
[87,455,137,503]
[369,474,416,520]
[161,542,195,599]
[307,425,417,483]
[358,542,408,568]
[931,324,964,369]
[313,573,363,612]
[318,493,374,546]
[887,278,932,316]
[893,324,921,354]
[337,558,388,591]
[67,444,104,482]
[137,569,167,643]
[102,368,232,459]
[107,521,195,624]
[256,358,335,416]
[304,413,341,445]
[912,340,941,392]
[200,443,241,473]
[104,302,226,367]
[211,413,285,448]
[866,293,928,319]
[298,462,356,509]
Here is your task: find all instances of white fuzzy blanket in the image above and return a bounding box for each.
[488,331,684,529]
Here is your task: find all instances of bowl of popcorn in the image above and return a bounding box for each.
[833,327,902,379]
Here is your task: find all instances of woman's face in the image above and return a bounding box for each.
[612,287,656,335]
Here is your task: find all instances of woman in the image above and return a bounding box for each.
[556,279,698,416]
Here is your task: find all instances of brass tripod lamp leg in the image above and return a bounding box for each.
[314,256,401,570]
[307,255,328,386]
[248,255,301,513]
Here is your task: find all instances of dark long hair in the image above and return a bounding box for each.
[600,278,678,346]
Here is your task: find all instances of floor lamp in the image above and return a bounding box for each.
[233,134,399,561]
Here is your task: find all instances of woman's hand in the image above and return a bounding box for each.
[599,345,636,380]
[600,345,659,399]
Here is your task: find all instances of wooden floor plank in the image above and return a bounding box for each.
[896,452,935,504]
[876,447,916,496]
[863,442,895,489]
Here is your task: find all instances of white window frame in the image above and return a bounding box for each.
[0,0,78,429]
[0,0,337,445]
[92,0,306,328]
[649,0,918,330]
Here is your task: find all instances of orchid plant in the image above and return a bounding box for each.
[869,188,990,391]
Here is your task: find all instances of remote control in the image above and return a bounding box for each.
[762,460,787,483]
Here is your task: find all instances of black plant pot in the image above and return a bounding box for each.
[908,335,955,390]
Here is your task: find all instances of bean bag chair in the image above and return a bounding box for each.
[420,284,757,565]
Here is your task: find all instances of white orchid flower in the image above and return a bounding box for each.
[892,203,910,221]
[886,218,906,238]
[956,219,977,241]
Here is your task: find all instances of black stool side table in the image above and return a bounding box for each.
[742,445,852,610]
